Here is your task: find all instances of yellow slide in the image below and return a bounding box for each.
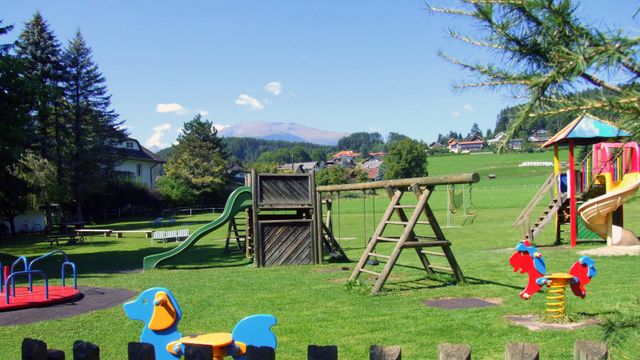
[578,172,640,246]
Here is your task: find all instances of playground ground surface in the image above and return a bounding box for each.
[0,150,638,359]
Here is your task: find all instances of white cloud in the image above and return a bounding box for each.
[235,94,264,111]
[145,123,172,148]
[463,103,474,112]
[156,103,188,115]
[451,111,461,118]
[213,123,230,132]
[264,81,283,96]
[197,110,209,116]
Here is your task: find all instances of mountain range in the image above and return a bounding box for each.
[217,121,348,146]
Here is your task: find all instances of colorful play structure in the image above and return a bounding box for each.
[123,287,277,360]
[514,114,639,246]
[0,250,80,311]
[510,240,596,319]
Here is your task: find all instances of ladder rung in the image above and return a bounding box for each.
[393,205,415,208]
[377,236,401,242]
[402,240,450,249]
[368,253,390,259]
[359,268,381,277]
[421,251,446,257]
[429,265,454,272]
[385,221,430,225]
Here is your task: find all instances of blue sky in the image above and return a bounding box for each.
[3,1,639,149]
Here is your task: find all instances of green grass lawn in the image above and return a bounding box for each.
[1,151,638,359]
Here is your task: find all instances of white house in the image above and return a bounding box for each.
[113,138,165,188]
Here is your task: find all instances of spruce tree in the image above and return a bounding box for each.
[164,114,229,203]
[61,30,126,221]
[15,12,67,184]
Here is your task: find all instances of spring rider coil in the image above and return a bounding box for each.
[509,240,596,320]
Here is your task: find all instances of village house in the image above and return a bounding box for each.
[277,161,323,173]
[528,129,552,146]
[448,136,484,153]
[487,132,523,150]
[113,138,165,188]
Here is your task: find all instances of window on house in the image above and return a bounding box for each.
[137,164,142,177]
[126,141,134,149]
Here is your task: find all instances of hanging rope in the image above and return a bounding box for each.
[336,191,341,245]
[466,183,477,216]
[362,190,367,247]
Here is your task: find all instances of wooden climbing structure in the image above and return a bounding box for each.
[317,173,480,295]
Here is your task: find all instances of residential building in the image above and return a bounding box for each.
[529,129,551,146]
[277,161,323,173]
[113,138,165,188]
[448,137,484,153]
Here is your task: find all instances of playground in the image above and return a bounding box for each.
[0,149,639,358]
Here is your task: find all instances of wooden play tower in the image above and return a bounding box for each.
[317,173,480,295]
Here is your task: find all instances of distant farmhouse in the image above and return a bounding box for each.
[277,161,323,173]
[448,136,484,153]
[487,132,523,150]
[113,138,165,188]
[528,129,552,146]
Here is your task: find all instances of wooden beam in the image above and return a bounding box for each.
[316,173,480,193]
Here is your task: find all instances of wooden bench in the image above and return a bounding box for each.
[113,230,153,238]
[152,229,190,243]
[46,234,79,246]
[76,229,113,237]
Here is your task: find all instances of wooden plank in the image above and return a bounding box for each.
[184,344,212,360]
[505,343,539,360]
[128,342,155,360]
[369,345,402,360]
[72,340,100,360]
[246,345,276,360]
[317,173,480,192]
[308,345,338,360]
[438,343,471,360]
[573,340,607,360]
[252,170,261,267]
[22,338,48,360]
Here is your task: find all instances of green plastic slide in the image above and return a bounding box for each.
[143,186,252,270]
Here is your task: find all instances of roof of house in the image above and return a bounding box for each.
[332,150,361,158]
[458,139,484,145]
[115,138,166,163]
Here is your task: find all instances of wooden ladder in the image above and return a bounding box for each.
[349,184,465,295]
[224,215,247,253]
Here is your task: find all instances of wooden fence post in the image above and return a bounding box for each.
[184,344,212,360]
[438,343,471,360]
[505,343,539,360]
[370,345,402,360]
[307,345,338,360]
[72,340,99,360]
[47,349,66,360]
[127,342,155,360]
[22,338,48,360]
[573,340,607,360]
[246,345,276,360]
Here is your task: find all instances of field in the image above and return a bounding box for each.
[1,150,638,359]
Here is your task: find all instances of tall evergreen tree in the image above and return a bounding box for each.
[164,114,229,203]
[61,30,126,220]
[0,20,36,234]
[14,12,67,184]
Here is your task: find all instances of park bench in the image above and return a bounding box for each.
[113,230,153,238]
[45,234,80,246]
[152,229,190,243]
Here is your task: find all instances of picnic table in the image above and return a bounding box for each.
[75,229,113,242]
[46,234,81,246]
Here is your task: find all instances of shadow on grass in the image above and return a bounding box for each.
[0,236,250,278]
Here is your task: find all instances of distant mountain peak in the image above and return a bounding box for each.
[218,121,348,145]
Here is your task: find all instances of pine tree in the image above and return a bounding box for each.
[431,1,640,148]
[61,30,126,220]
[164,114,229,204]
[15,12,67,184]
